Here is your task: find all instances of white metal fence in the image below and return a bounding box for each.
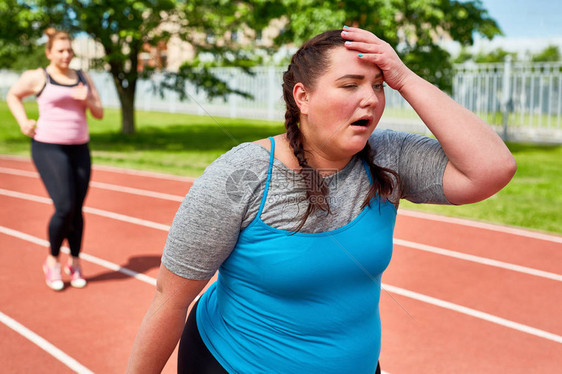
[2,62,562,142]
[454,60,562,142]
[130,67,427,135]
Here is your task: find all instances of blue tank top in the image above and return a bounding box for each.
[197,137,397,373]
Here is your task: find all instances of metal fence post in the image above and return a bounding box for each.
[267,66,275,120]
[501,56,513,141]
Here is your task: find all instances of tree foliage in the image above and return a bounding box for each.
[476,49,517,63]
[0,0,62,68]
[0,0,501,133]
[531,45,561,62]
[454,45,561,65]
[453,47,517,64]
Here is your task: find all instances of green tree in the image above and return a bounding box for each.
[1,0,266,134]
[531,45,561,62]
[0,0,63,68]
[275,0,502,91]
[1,0,501,133]
[2,43,48,71]
[475,48,517,63]
[453,48,519,65]
[453,47,474,64]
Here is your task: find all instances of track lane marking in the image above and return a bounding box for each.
[382,283,562,344]
[0,167,184,202]
[399,209,562,244]
[0,155,194,182]
[2,161,561,244]
[394,239,562,282]
[1,188,560,282]
[0,226,156,286]
[0,188,171,231]
[0,311,94,374]
[2,225,560,346]
[92,164,195,182]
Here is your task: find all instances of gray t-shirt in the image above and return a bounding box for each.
[162,129,450,280]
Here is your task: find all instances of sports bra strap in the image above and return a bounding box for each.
[256,136,275,217]
[76,69,87,84]
[256,140,372,216]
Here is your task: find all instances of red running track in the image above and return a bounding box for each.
[1,155,561,373]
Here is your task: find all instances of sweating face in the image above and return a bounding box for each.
[299,46,386,160]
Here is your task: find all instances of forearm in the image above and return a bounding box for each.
[6,93,29,127]
[399,74,503,159]
[127,265,209,373]
[399,74,516,203]
[127,293,188,373]
[86,94,103,119]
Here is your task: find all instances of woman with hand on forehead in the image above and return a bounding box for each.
[127,27,515,373]
[7,28,103,291]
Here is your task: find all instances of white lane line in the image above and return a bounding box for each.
[93,164,195,182]
[0,155,195,182]
[0,167,185,202]
[2,158,560,244]
[399,209,562,244]
[84,206,170,231]
[394,238,562,282]
[0,166,37,177]
[2,188,559,282]
[2,225,561,346]
[0,226,156,286]
[90,181,184,201]
[0,311,94,374]
[0,188,171,231]
[382,283,562,344]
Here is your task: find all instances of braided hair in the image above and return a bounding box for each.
[282,30,401,231]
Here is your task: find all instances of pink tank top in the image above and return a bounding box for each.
[34,69,89,145]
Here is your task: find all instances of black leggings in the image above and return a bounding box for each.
[178,301,382,374]
[178,301,228,374]
[31,140,91,258]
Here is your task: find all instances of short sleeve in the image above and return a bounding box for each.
[161,143,268,280]
[370,129,451,205]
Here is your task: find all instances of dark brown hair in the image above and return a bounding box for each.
[282,30,400,231]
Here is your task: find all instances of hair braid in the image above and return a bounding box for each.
[283,66,330,232]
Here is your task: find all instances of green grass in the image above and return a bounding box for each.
[1,101,560,235]
[0,102,285,176]
[400,142,562,234]
[477,110,562,129]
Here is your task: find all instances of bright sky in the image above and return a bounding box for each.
[478,0,562,38]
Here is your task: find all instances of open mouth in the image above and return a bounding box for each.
[350,119,370,127]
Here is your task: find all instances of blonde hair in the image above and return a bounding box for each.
[44,28,71,52]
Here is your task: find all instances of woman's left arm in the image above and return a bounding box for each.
[82,71,104,119]
[343,27,516,204]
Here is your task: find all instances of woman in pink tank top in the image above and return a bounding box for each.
[7,28,103,291]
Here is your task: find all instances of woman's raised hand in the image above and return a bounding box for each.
[71,82,89,101]
[341,26,414,92]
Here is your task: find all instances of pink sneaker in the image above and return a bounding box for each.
[43,261,64,291]
[64,264,86,288]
